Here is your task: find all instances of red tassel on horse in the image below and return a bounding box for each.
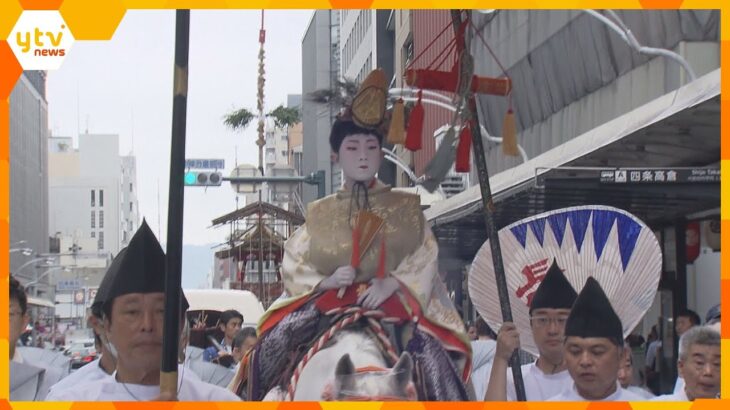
[405,91,424,152]
[455,122,472,172]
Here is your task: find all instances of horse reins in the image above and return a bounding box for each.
[284,306,401,401]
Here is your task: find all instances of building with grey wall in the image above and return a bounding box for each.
[339,10,397,187]
[49,133,125,255]
[9,71,49,284]
[120,155,139,247]
[301,10,340,205]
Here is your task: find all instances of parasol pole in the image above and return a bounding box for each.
[161,9,190,399]
[449,9,526,401]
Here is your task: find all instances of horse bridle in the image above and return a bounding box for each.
[334,365,411,401]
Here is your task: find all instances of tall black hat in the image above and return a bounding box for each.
[564,277,623,345]
[91,247,127,317]
[99,220,188,314]
[529,260,578,314]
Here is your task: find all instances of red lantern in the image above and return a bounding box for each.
[686,221,700,263]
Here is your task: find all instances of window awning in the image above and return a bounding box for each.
[425,69,720,265]
[27,296,55,309]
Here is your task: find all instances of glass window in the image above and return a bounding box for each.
[91,231,95,238]
[99,190,104,207]
[91,211,95,228]
[91,190,95,207]
[129,202,133,212]
[99,210,104,228]
[98,231,104,250]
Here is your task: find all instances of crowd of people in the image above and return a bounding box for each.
[462,265,721,402]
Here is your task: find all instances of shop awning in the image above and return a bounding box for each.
[425,69,720,266]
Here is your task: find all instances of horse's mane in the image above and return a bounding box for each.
[331,329,386,361]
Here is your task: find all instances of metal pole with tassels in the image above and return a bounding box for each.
[161,9,190,399]
[449,9,527,401]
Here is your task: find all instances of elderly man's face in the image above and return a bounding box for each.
[105,293,166,374]
[679,343,721,400]
[565,336,623,400]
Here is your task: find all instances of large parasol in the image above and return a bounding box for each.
[468,205,662,356]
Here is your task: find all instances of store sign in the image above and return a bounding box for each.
[600,168,719,184]
[185,159,225,170]
[56,279,81,291]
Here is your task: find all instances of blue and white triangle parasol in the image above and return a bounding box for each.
[468,205,662,356]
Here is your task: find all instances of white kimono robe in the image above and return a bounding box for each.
[45,365,240,401]
[10,350,66,401]
[548,382,647,401]
[48,357,111,397]
[505,361,573,401]
[470,339,496,400]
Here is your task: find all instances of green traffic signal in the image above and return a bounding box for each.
[184,171,197,185]
[184,170,223,187]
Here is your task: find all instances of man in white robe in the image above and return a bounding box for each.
[45,221,239,401]
[652,326,720,401]
[485,260,575,401]
[470,317,497,400]
[548,278,646,401]
[48,251,123,396]
[617,346,654,399]
[9,275,66,401]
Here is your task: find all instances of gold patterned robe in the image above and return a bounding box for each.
[265,181,470,363]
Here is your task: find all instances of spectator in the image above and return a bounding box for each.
[617,347,654,399]
[203,309,243,367]
[652,326,720,401]
[231,327,257,364]
[675,309,701,337]
[9,275,65,400]
[470,317,497,400]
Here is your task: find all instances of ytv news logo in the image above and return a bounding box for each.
[9,11,74,70]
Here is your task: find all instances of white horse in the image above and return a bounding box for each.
[263,330,416,401]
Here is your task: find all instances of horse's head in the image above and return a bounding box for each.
[323,352,418,401]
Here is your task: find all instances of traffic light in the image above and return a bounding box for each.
[184,171,222,186]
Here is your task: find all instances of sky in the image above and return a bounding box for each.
[46,10,313,249]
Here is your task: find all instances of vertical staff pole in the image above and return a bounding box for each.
[449,9,526,401]
[161,9,190,399]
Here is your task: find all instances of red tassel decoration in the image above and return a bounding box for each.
[405,91,424,152]
[350,224,360,268]
[502,108,519,157]
[455,122,472,173]
[376,234,386,279]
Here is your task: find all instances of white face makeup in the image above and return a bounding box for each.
[336,133,382,186]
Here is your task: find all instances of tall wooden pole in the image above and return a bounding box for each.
[161,9,190,399]
[449,9,526,401]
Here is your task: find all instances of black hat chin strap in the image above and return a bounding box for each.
[348,181,371,224]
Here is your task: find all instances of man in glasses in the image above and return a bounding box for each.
[485,260,575,400]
